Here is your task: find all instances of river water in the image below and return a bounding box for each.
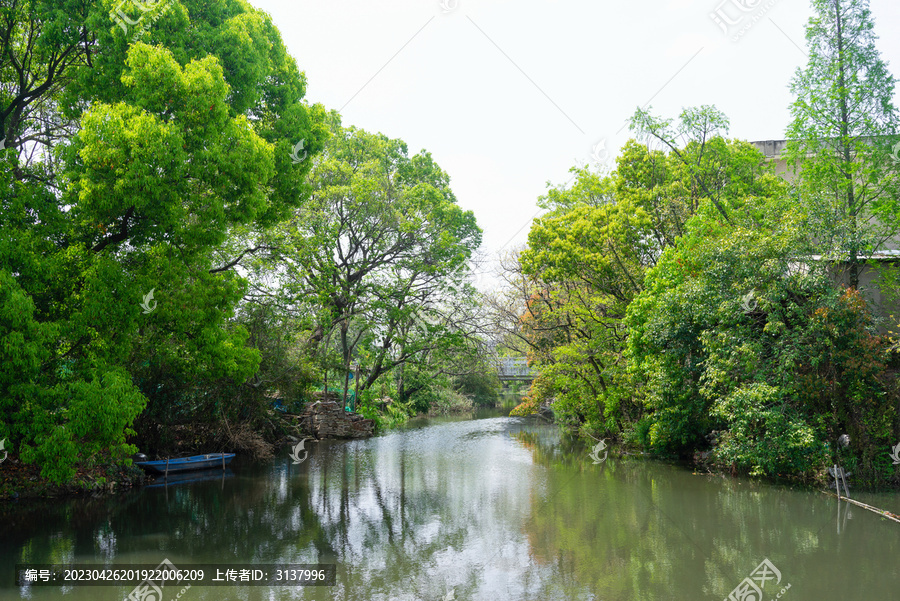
[1,408,898,600]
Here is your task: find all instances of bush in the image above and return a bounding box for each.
[428,388,474,415]
[710,383,826,477]
[626,205,900,484]
[18,367,146,484]
[453,372,501,406]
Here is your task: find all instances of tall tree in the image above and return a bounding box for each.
[0,0,327,482]
[253,116,482,405]
[785,0,900,289]
[507,114,786,438]
[629,105,735,224]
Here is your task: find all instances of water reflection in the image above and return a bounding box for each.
[0,412,898,600]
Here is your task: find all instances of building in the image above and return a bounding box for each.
[750,139,900,335]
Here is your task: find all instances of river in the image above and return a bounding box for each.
[1,407,898,600]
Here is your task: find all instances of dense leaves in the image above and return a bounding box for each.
[627,203,899,483]
[504,1,900,488]
[511,101,900,485]
[244,114,485,414]
[509,111,789,447]
[1,0,327,483]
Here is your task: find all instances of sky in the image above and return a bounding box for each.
[246,0,900,288]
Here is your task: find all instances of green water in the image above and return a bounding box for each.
[1,410,898,600]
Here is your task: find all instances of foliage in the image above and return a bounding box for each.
[513,96,900,485]
[0,0,326,482]
[238,300,318,411]
[785,0,900,288]
[510,397,541,418]
[511,110,787,447]
[518,197,647,436]
[626,198,898,481]
[510,376,551,418]
[245,113,485,412]
[380,400,415,428]
[428,388,474,416]
[453,371,501,407]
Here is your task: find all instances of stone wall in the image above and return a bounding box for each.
[298,399,375,439]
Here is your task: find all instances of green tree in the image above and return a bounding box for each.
[252,115,482,409]
[1,1,326,481]
[626,194,899,483]
[510,108,787,442]
[785,0,900,289]
[517,196,648,435]
[629,105,735,224]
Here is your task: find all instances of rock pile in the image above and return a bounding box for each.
[298,400,375,439]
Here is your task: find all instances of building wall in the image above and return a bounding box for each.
[829,260,900,336]
[750,139,797,181]
[750,139,900,336]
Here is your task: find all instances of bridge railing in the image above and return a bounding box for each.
[497,357,536,378]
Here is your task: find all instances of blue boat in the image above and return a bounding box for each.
[135,453,235,475]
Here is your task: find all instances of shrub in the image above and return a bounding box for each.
[627,205,900,483]
[428,388,474,415]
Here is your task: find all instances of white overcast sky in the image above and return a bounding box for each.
[246,0,900,287]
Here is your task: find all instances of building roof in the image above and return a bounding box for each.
[805,250,900,261]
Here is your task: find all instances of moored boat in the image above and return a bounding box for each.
[134,453,235,474]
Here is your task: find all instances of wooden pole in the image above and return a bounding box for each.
[222,453,225,470]
[165,458,169,478]
[353,364,359,412]
[823,489,900,524]
[836,495,841,535]
[834,464,840,500]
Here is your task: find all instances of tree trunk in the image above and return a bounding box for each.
[834,0,860,289]
[340,320,350,408]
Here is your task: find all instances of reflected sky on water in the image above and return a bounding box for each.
[1,408,898,600]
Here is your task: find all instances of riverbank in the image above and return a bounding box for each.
[0,456,147,501]
[0,403,378,501]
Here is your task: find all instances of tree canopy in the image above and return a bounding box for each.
[1,0,328,483]
[786,0,900,288]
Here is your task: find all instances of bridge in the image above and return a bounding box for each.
[497,357,537,381]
